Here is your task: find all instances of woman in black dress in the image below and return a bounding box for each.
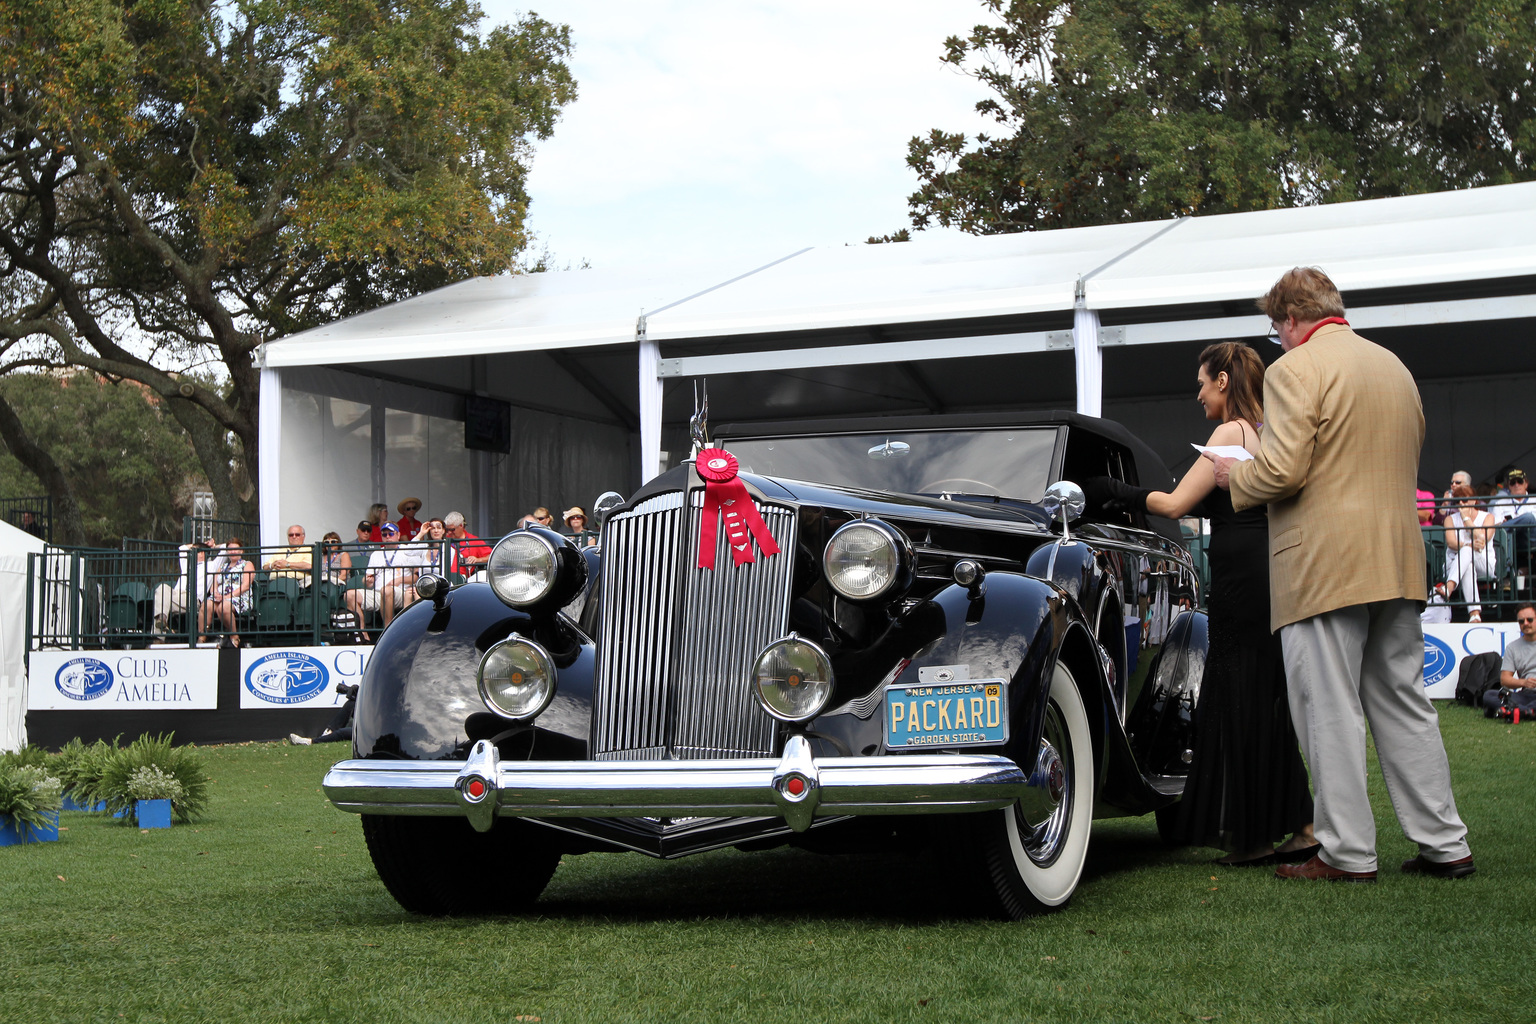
[1093,342,1315,865]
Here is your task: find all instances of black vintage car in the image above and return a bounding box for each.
[323,411,1208,918]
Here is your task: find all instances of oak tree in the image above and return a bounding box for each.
[908,0,1536,233]
[0,0,576,525]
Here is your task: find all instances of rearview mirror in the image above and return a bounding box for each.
[867,440,911,460]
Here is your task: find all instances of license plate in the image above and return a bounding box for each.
[884,680,1008,749]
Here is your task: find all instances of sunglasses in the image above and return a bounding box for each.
[1520,617,1536,624]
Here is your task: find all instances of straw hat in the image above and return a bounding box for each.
[397,497,422,514]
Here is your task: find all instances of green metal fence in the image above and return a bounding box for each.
[27,538,482,650]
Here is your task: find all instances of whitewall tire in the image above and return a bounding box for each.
[980,662,1094,918]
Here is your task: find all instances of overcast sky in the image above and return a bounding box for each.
[477,1,998,271]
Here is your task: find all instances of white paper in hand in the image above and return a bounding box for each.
[1192,443,1255,462]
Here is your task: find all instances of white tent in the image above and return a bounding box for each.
[260,181,1536,545]
[1,521,47,752]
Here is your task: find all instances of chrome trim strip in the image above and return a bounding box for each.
[323,746,1028,831]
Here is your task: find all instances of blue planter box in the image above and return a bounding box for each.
[135,799,172,829]
[0,811,61,846]
[62,793,105,813]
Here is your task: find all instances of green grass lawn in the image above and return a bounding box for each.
[3,703,1531,1024]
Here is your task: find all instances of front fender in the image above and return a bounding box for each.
[352,583,595,761]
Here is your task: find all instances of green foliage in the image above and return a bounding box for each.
[0,763,63,830]
[0,744,51,769]
[909,0,1536,233]
[52,737,122,808]
[0,372,204,545]
[95,733,209,823]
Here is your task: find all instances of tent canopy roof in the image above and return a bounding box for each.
[264,181,1536,369]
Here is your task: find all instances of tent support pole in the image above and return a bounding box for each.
[1072,280,1103,418]
[638,315,663,483]
[258,361,283,549]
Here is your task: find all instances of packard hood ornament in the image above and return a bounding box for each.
[689,380,710,456]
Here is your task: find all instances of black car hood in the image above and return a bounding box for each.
[628,463,1056,534]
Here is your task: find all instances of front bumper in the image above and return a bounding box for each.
[323,735,1028,833]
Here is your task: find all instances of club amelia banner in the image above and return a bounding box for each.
[239,646,371,709]
[29,650,220,710]
[1422,622,1521,699]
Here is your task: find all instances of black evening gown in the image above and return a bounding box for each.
[1174,486,1313,851]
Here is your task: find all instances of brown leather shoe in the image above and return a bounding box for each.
[1401,854,1476,879]
[1274,854,1376,883]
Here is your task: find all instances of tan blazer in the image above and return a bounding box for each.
[1229,323,1427,631]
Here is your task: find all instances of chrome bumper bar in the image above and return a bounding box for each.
[323,735,1028,833]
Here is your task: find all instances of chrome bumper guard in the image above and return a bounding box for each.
[323,735,1028,833]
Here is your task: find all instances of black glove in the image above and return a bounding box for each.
[1082,476,1152,515]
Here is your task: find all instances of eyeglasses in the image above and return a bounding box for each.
[1519,617,1535,624]
[287,532,304,538]
[1266,322,1280,344]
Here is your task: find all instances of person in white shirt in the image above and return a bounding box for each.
[1441,485,1496,623]
[345,522,422,641]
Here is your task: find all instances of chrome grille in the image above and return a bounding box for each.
[593,487,798,760]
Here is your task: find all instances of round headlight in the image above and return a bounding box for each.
[753,635,834,722]
[487,530,572,608]
[823,520,911,601]
[477,636,556,720]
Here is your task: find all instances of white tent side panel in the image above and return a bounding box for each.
[1,521,48,752]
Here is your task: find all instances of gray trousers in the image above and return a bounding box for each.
[1280,598,1470,873]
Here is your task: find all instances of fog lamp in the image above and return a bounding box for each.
[477,636,556,720]
[752,634,834,722]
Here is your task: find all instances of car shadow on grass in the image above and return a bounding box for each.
[517,819,1198,924]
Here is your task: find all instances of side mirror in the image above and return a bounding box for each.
[592,491,625,528]
[1041,480,1086,540]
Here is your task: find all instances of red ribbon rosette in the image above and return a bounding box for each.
[696,448,781,570]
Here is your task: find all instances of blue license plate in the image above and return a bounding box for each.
[884,680,1007,749]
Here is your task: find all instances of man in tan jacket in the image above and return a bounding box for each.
[1209,267,1472,882]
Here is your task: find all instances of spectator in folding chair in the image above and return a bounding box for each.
[1441,485,1496,623]
[1492,468,1535,563]
[412,518,449,573]
[201,538,254,646]
[444,511,492,576]
[319,532,352,586]
[262,524,314,586]
[153,540,221,638]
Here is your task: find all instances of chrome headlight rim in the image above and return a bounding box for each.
[476,634,557,721]
[752,633,836,723]
[486,527,587,611]
[822,518,913,602]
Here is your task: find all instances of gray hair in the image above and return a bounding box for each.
[444,511,466,528]
[1452,470,1471,486]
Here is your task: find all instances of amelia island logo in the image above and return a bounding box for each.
[1423,634,1457,687]
[244,652,330,705]
[54,657,115,701]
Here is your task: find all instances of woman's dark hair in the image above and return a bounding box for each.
[1451,484,1476,500]
[1199,342,1266,427]
[225,535,243,548]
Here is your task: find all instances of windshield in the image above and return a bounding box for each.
[724,428,1059,500]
